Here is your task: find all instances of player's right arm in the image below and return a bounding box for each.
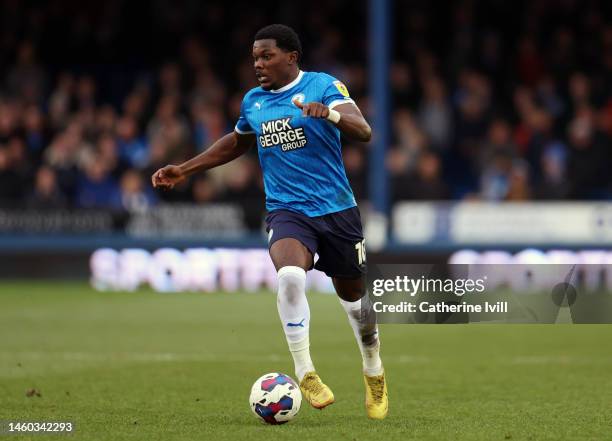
[151,131,256,189]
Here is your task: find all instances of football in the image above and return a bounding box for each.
[249,372,302,424]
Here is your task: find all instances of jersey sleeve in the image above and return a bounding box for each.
[234,95,254,134]
[321,75,356,109]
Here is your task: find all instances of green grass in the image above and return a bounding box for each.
[0,281,611,440]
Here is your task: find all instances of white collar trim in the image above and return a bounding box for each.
[270,70,304,93]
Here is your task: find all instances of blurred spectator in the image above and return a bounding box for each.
[566,108,611,199]
[116,116,148,169]
[222,158,261,203]
[479,152,514,201]
[505,161,531,201]
[96,105,117,134]
[97,132,129,179]
[515,36,545,87]
[158,63,182,97]
[112,169,157,213]
[0,100,19,143]
[76,76,96,111]
[190,100,227,151]
[418,76,452,150]
[26,166,67,209]
[122,88,150,126]
[568,72,592,110]
[454,70,491,148]
[479,119,517,171]
[22,105,48,162]
[536,76,565,121]
[392,109,427,169]
[399,150,449,200]
[390,63,416,108]
[47,73,74,130]
[75,155,119,208]
[221,157,265,229]
[5,136,32,182]
[6,41,46,105]
[0,144,27,203]
[146,94,191,161]
[192,176,219,204]
[343,145,367,201]
[534,142,570,199]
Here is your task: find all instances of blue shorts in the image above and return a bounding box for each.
[265,207,366,279]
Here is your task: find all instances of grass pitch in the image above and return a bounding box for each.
[1,281,611,440]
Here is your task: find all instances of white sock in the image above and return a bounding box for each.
[339,294,383,376]
[277,266,314,381]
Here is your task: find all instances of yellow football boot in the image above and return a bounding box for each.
[299,371,335,409]
[364,370,388,419]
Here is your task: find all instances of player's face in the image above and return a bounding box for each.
[252,39,294,90]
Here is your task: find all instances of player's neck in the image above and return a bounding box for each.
[273,68,302,91]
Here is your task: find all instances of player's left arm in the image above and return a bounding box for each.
[292,99,372,142]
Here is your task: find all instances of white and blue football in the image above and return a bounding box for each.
[249,372,302,424]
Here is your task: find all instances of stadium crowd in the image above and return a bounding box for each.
[0,0,610,218]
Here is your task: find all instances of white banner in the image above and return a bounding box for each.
[393,202,612,245]
[90,248,334,293]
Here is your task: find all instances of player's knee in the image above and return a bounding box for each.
[333,276,366,302]
[277,266,306,306]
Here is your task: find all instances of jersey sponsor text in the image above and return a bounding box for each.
[259,117,308,151]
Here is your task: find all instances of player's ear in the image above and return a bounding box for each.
[288,51,298,65]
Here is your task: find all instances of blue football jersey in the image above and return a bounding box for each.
[234,71,357,217]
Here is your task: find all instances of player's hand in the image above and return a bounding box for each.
[151,165,186,189]
[292,98,330,119]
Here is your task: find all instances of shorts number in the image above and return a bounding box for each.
[355,240,366,265]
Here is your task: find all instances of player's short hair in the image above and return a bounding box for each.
[254,24,302,62]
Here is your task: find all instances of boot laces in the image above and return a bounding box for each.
[368,376,385,402]
[303,374,324,394]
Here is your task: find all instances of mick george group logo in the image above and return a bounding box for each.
[259,117,308,152]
